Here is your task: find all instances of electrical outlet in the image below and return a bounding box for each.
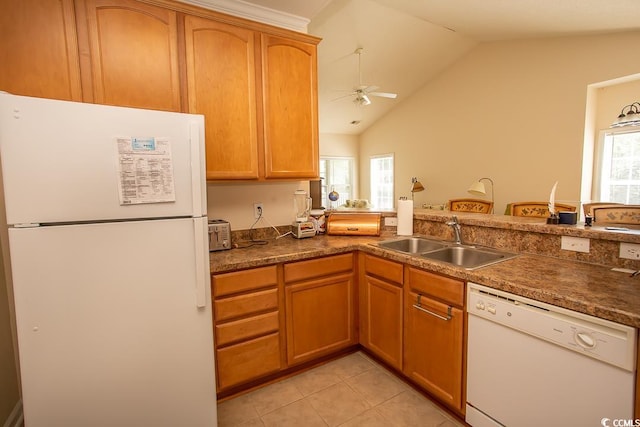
[560,236,590,253]
[385,217,398,226]
[620,242,640,260]
[253,203,263,219]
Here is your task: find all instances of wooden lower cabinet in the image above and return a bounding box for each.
[216,333,281,390]
[404,267,465,412]
[359,254,404,370]
[211,265,282,392]
[212,253,357,391]
[210,250,472,412]
[284,253,357,366]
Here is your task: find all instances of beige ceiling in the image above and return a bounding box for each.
[234,0,640,134]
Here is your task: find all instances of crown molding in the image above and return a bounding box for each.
[176,0,309,33]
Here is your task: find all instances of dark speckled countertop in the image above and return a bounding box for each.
[209,234,640,329]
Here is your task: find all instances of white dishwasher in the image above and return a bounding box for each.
[466,283,637,427]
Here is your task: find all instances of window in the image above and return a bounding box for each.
[597,127,640,204]
[370,154,394,209]
[319,157,354,208]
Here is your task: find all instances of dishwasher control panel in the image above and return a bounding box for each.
[467,282,637,371]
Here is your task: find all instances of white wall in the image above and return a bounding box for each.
[358,31,640,214]
[207,133,360,232]
[595,79,640,130]
[320,133,359,157]
[207,181,309,230]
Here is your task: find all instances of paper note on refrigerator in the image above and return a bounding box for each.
[116,137,176,205]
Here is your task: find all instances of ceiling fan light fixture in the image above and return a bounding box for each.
[333,47,397,107]
[354,94,371,106]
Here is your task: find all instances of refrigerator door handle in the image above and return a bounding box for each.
[190,121,207,217]
[193,217,209,308]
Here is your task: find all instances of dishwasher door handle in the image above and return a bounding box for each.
[413,294,453,321]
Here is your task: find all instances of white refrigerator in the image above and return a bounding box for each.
[0,93,217,426]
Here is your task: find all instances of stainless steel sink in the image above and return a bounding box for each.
[377,237,448,253]
[376,237,518,269]
[420,245,518,270]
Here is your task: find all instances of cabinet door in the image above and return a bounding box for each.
[184,16,260,180]
[0,0,82,101]
[404,291,464,411]
[361,275,403,370]
[285,273,355,365]
[261,34,319,179]
[78,0,180,111]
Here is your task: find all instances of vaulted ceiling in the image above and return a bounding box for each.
[200,0,640,134]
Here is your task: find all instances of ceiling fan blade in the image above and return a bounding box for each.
[335,49,398,105]
[360,85,379,93]
[369,91,398,99]
[331,91,357,102]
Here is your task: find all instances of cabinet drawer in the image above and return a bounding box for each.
[364,254,403,285]
[407,268,464,307]
[215,311,279,346]
[216,333,281,390]
[212,265,277,296]
[214,288,278,321]
[284,253,353,283]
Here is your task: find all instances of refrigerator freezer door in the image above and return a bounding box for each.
[0,94,206,225]
[9,219,216,426]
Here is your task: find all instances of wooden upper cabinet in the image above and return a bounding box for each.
[1,0,320,182]
[261,34,319,179]
[183,16,260,180]
[0,0,82,101]
[183,16,320,181]
[77,0,181,111]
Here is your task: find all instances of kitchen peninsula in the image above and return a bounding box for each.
[210,210,640,418]
[211,211,640,327]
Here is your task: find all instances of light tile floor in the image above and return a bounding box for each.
[217,351,466,427]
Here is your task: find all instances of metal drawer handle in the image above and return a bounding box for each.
[413,294,453,321]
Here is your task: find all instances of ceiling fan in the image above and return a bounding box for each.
[334,47,398,106]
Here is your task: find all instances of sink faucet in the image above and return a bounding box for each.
[446,215,463,244]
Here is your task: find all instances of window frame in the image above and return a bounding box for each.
[319,156,355,208]
[594,125,640,203]
[370,153,395,210]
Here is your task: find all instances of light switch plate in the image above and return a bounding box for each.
[620,242,640,260]
[385,216,398,226]
[561,236,590,253]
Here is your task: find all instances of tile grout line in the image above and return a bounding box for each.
[218,351,465,427]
